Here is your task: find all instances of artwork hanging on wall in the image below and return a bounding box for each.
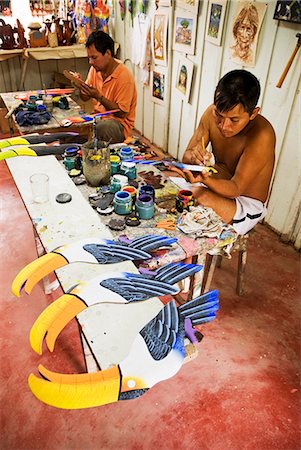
[151,66,168,105]
[273,1,301,24]
[229,1,267,68]
[0,0,12,16]
[151,8,169,66]
[173,9,197,55]
[175,56,194,102]
[176,0,199,15]
[205,0,228,46]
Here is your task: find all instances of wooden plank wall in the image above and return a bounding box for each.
[0,1,300,247]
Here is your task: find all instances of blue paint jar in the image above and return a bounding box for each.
[139,184,155,201]
[113,191,132,215]
[135,194,154,220]
[120,161,137,180]
[120,147,134,160]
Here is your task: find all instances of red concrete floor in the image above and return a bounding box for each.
[0,160,300,450]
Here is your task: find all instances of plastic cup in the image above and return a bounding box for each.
[30,173,49,203]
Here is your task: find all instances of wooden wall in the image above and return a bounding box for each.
[0,0,300,248]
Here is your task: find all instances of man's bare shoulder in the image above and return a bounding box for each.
[247,114,276,152]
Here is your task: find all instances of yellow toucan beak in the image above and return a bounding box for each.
[0,147,37,160]
[11,253,67,297]
[205,166,218,174]
[0,137,30,149]
[28,365,121,409]
[30,294,87,355]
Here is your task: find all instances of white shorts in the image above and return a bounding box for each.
[232,196,267,235]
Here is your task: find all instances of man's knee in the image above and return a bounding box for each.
[96,119,124,143]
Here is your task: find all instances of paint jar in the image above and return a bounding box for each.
[135,194,154,220]
[44,95,53,113]
[139,184,155,201]
[63,146,79,171]
[113,191,132,215]
[122,185,137,203]
[110,174,128,193]
[176,189,194,213]
[110,154,120,174]
[119,146,134,160]
[120,161,137,180]
[30,173,49,203]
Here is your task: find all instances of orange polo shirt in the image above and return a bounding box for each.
[86,62,137,138]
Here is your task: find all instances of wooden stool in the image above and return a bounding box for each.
[201,234,249,296]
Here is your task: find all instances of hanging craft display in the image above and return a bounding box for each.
[151,8,169,66]
[175,55,194,102]
[205,0,228,46]
[229,1,267,67]
[172,8,197,55]
[151,66,168,105]
[0,0,12,16]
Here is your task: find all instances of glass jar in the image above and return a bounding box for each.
[135,194,154,220]
[113,191,132,215]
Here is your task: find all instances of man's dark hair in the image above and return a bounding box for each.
[214,70,260,115]
[86,30,114,56]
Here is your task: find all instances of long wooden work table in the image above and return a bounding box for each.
[4,148,237,372]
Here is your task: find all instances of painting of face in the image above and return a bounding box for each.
[230,1,267,67]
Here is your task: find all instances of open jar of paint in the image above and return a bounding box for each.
[113,191,132,215]
[135,194,154,220]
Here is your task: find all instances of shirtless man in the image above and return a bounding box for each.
[182,70,276,235]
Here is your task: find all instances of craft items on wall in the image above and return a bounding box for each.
[28,291,219,409]
[75,0,110,38]
[273,0,301,24]
[175,55,194,102]
[11,235,178,296]
[119,0,125,20]
[173,9,197,55]
[230,1,267,68]
[29,263,202,354]
[0,18,16,49]
[151,8,169,66]
[205,0,228,46]
[0,0,12,16]
[176,0,199,15]
[30,0,55,17]
[28,21,47,47]
[151,66,168,105]
[132,13,152,84]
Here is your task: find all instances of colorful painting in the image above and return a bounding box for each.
[151,66,168,105]
[0,0,12,15]
[173,9,197,55]
[175,56,194,102]
[176,0,199,15]
[205,0,228,46]
[273,1,301,24]
[151,8,169,66]
[230,1,267,67]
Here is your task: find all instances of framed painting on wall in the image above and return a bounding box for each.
[173,9,197,55]
[205,0,228,46]
[151,66,168,105]
[175,56,194,102]
[151,8,169,66]
[229,1,267,68]
[273,1,301,24]
[0,0,12,16]
[176,0,199,15]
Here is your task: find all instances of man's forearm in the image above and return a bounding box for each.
[203,177,240,198]
[96,95,126,118]
[80,91,91,102]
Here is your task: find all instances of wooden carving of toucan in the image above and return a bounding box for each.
[11,235,178,297]
[28,262,203,355]
[28,290,219,409]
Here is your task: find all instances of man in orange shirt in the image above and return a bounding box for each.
[78,31,137,143]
